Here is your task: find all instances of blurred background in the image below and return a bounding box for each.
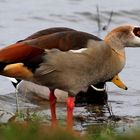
[0,0,140,131]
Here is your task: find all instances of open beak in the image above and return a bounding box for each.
[111,75,128,90]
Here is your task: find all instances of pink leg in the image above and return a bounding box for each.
[49,89,57,127]
[67,96,75,129]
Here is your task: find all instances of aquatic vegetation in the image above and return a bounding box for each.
[0,122,86,140]
[0,122,139,140]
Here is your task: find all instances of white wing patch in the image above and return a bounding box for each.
[7,77,18,83]
[70,48,87,53]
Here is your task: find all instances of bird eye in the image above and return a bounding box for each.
[133,27,140,37]
[137,31,140,36]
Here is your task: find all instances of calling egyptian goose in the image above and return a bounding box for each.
[0,25,138,128]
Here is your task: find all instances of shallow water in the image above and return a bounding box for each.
[0,0,140,132]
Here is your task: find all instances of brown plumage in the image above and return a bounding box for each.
[0,27,101,63]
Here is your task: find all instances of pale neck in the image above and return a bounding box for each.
[104,34,126,58]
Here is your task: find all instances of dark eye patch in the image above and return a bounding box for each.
[133,27,140,37]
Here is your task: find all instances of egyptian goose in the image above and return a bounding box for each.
[0,27,102,127]
[0,25,138,128]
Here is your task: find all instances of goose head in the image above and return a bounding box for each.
[104,25,140,52]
